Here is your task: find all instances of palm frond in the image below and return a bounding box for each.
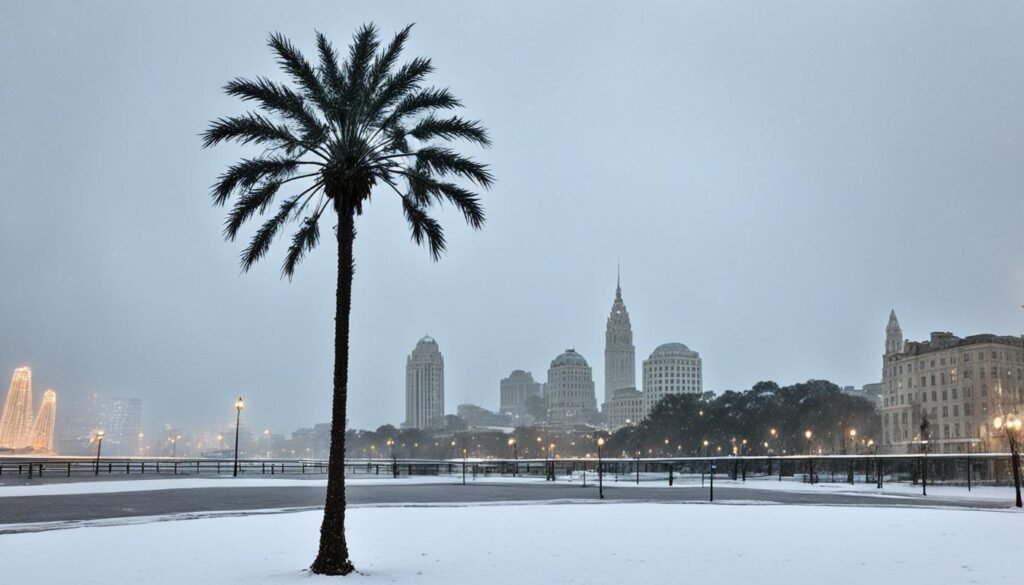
[401,195,446,260]
[371,57,434,116]
[409,115,491,147]
[368,24,413,93]
[240,193,304,271]
[202,113,304,151]
[268,32,330,111]
[223,76,325,143]
[224,181,283,240]
[282,213,323,277]
[414,146,494,187]
[315,32,345,99]
[401,169,485,228]
[211,156,300,205]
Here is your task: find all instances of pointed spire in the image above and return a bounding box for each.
[616,260,622,300]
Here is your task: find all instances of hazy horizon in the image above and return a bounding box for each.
[3,1,1023,437]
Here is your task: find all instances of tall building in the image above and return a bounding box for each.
[30,390,57,452]
[499,370,541,418]
[885,310,904,355]
[546,349,598,424]
[880,314,1024,454]
[103,397,143,456]
[405,335,445,429]
[0,367,34,449]
[604,271,636,406]
[642,342,703,415]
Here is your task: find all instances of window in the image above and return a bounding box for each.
[942,406,949,417]
[964,403,972,416]
[953,405,959,417]
[952,388,958,399]
[931,390,937,401]
[955,423,961,438]
[941,390,947,400]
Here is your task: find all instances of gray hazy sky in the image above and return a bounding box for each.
[2,1,1024,435]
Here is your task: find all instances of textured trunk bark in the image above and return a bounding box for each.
[310,205,356,576]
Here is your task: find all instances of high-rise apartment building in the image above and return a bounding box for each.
[405,335,445,429]
[103,397,143,456]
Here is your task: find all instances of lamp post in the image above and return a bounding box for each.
[701,440,709,487]
[848,429,857,484]
[94,430,104,475]
[387,438,396,478]
[805,430,814,484]
[767,428,777,476]
[462,447,468,485]
[597,437,605,499]
[233,396,244,477]
[508,437,518,477]
[993,414,1023,507]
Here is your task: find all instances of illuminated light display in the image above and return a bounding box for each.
[30,390,57,452]
[0,367,34,448]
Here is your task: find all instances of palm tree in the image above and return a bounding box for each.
[202,24,492,575]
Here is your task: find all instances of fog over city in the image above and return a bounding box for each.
[2,1,1023,437]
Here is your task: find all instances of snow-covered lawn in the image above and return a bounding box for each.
[0,503,1019,584]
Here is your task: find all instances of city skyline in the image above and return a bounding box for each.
[3,2,1024,433]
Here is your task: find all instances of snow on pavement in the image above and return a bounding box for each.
[0,503,1019,584]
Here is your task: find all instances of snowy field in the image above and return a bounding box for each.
[0,503,1020,584]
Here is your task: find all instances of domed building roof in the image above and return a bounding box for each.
[417,335,438,346]
[550,349,589,368]
[648,342,697,358]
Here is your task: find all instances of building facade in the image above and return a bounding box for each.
[604,387,645,430]
[405,335,445,429]
[642,342,703,415]
[546,349,598,424]
[499,370,541,418]
[0,367,34,449]
[604,274,636,406]
[880,312,1024,454]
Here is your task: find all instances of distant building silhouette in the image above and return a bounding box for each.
[499,370,541,419]
[405,335,445,429]
[102,397,143,455]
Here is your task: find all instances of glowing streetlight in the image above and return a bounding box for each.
[233,396,244,477]
[508,437,518,477]
[597,436,606,499]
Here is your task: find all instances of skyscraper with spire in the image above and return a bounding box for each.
[603,267,636,406]
[885,310,904,355]
[0,367,34,449]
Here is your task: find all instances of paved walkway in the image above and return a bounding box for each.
[0,480,1011,530]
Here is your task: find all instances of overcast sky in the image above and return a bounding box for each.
[2,1,1023,436]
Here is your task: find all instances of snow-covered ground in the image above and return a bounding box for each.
[0,503,1019,584]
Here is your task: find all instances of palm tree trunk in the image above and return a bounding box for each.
[311,207,356,576]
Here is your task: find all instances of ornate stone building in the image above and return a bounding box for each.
[604,272,636,406]
[880,311,1024,454]
[405,335,445,429]
[642,342,703,415]
[604,387,645,430]
[547,349,598,424]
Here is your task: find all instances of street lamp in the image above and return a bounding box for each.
[233,396,244,477]
[993,414,1023,507]
[386,438,396,478]
[94,430,104,475]
[702,440,709,487]
[508,437,518,477]
[804,430,814,484]
[597,437,606,499]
